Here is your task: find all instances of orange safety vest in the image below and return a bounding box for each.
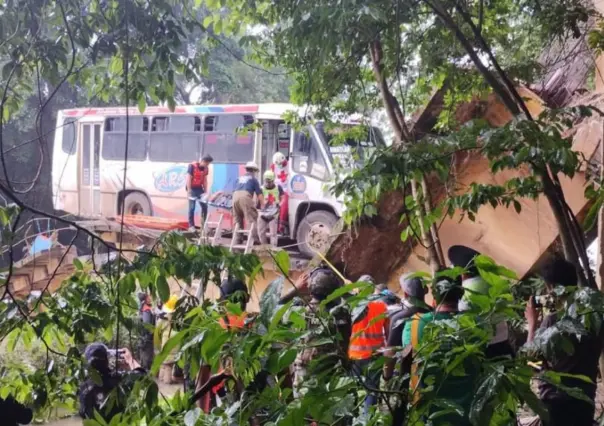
[190,163,207,189]
[212,313,250,395]
[348,300,388,360]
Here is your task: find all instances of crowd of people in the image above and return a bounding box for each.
[65,245,604,425]
[187,152,289,247]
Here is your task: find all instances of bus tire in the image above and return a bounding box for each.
[121,192,152,216]
[296,210,337,258]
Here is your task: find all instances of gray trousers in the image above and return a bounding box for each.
[257,216,278,246]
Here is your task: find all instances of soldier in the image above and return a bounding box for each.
[78,343,145,421]
[137,292,155,370]
[293,268,352,398]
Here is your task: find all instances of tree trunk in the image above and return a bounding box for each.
[369,38,443,273]
[597,127,604,380]
[411,177,441,273]
[421,173,445,266]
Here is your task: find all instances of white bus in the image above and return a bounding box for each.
[52,103,385,257]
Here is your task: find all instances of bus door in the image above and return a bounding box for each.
[259,120,291,174]
[78,122,102,216]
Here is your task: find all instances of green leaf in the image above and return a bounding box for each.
[167,96,176,112]
[269,302,291,331]
[364,204,377,216]
[513,200,522,213]
[583,197,602,232]
[137,96,146,114]
[89,368,103,386]
[320,281,369,308]
[74,258,84,270]
[145,381,158,409]
[277,348,297,371]
[151,330,186,373]
[156,275,170,303]
[214,18,223,34]
[259,277,284,327]
[273,250,290,276]
[203,15,213,28]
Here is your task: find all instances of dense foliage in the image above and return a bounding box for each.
[1,202,603,425]
[0,0,603,425]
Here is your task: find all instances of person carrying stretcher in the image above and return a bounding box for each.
[258,170,283,246]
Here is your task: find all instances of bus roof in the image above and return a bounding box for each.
[60,103,299,118]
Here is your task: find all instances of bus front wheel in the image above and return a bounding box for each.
[121,192,152,216]
[296,210,337,258]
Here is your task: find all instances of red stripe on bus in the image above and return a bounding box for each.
[63,106,189,117]
[224,105,259,113]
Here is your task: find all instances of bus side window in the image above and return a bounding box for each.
[202,114,254,163]
[152,117,168,132]
[149,116,200,163]
[102,117,148,161]
[292,129,329,181]
[62,118,77,155]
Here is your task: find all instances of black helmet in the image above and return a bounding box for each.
[309,268,342,301]
[448,245,481,277]
[219,278,249,303]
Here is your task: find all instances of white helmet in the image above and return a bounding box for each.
[272,152,286,166]
[245,161,259,171]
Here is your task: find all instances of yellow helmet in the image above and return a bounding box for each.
[162,294,178,313]
[263,170,275,181]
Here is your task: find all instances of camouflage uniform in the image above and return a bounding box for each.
[293,271,351,398]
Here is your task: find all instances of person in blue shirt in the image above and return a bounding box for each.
[232,162,264,244]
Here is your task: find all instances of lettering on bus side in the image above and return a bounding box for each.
[154,165,188,193]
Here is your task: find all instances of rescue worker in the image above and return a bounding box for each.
[402,274,475,426]
[232,162,263,244]
[293,268,351,422]
[375,282,401,313]
[271,152,289,234]
[187,154,214,231]
[258,170,283,246]
[155,294,179,384]
[348,274,390,416]
[195,277,266,421]
[383,274,430,381]
[448,245,514,359]
[137,292,155,370]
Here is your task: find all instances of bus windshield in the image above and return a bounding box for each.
[316,122,385,167]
